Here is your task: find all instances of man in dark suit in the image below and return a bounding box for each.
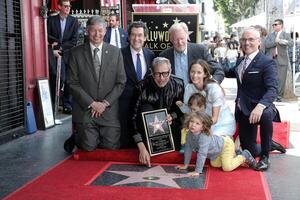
[159,22,224,86]
[226,27,279,171]
[265,19,293,101]
[65,16,126,152]
[119,21,155,148]
[104,13,128,48]
[47,0,79,114]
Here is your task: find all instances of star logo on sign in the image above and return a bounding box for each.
[108,166,190,188]
[173,17,180,24]
[149,115,165,134]
[163,22,169,28]
[187,31,193,41]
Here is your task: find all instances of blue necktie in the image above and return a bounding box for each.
[136,53,142,81]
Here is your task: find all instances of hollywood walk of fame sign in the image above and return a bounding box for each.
[132,12,199,56]
[142,109,175,156]
[91,164,207,189]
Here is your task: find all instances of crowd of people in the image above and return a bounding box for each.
[48,0,291,175]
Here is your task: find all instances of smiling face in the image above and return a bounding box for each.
[129,27,146,52]
[189,63,207,87]
[87,24,107,47]
[170,28,188,53]
[188,117,203,135]
[152,62,171,88]
[240,29,261,55]
[58,0,71,17]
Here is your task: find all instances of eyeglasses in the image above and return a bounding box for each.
[62,4,71,8]
[152,71,170,78]
[272,23,281,26]
[239,38,258,43]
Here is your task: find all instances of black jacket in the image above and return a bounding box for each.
[130,75,184,143]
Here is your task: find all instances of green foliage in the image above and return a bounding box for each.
[213,0,259,29]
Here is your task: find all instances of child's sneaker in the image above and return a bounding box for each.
[179,144,185,154]
[242,149,257,169]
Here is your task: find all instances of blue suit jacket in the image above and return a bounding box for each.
[226,52,278,116]
[104,27,128,48]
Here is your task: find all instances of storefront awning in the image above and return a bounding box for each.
[230,12,266,28]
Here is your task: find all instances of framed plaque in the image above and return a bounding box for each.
[142,109,175,156]
[37,79,55,129]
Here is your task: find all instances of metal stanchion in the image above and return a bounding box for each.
[54,56,63,125]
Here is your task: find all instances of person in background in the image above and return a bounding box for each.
[47,0,79,114]
[176,111,257,177]
[288,32,300,73]
[104,13,128,48]
[253,25,268,54]
[159,22,224,86]
[265,19,293,102]
[119,21,155,148]
[131,57,184,167]
[64,16,126,153]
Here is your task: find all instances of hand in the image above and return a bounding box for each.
[137,143,151,167]
[166,114,173,125]
[275,38,280,43]
[176,101,183,107]
[51,42,58,48]
[90,101,107,118]
[249,104,264,124]
[188,171,200,177]
[53,50,62,58]
[176,165,188,170]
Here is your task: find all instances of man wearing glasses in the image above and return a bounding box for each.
[131,57,184,167]
[265,19,293,102]
[47,0,79,114]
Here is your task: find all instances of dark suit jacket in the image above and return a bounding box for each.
[119,46,155,123]
[68,42,126,126]
[226,52,278,116]
[104,27,128,48]
[47,14,79,73]
[159,43,224,83]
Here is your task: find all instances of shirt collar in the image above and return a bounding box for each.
[245,49,259,61]
[130,46,144,57]
[174,47,187,56]
[90,42,103,53]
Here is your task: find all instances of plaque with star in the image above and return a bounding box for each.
[142,109,175,156]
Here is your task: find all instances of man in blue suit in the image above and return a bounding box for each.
[104,13,128,48]
[226,27,280,171]
[47,0,79,114]
[119,21,155,148]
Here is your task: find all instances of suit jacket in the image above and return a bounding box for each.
[68,42,126,126]
[104,27,128,48]
[226,52,278,116]
[47,14,79,72]
[265,31,293,66]
[159,43,224,83]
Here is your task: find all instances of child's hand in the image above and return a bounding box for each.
[176,165,188,170]
[176,101,183,107]
[188,171,200,177]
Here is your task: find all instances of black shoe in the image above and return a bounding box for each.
[271,140,286,153]
[255,156,270,171]
[64,134,75,154]
[63,107,72,114]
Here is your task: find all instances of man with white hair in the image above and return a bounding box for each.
[159,22,224,86]
[226,27,281,171]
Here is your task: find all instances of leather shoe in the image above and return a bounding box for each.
[63,107,72,114]
[64,134,75,154]
[255,156,270,171]
[271,140,286,153]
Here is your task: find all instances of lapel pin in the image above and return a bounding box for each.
[105,50,108,54]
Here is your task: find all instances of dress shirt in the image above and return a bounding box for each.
[90,42,103,65]
[174,48,188,86]
[130,47,147,79]
[110,28,121,48]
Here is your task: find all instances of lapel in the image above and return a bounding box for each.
[235,57,243,84]
[62,16,71,41]
[106,27,112,41]
[54,15,61,39]
[169,48,175,74]
[240,52,261,83]
[83,43,98,81]
[124,46,137,82]
[143,48,152,73]
[99,43,110,81]
[187,43,194,68]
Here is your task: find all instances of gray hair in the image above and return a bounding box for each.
[242,27,261,39]
[151,57,171,71]
[86,16,107,29]
[169,22,189,36]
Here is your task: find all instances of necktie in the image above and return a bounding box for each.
[93,48,101,80]
[115,29,119,48]
[136,53,142,81]
[240,56,249,81]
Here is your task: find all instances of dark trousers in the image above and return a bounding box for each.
[237,106,276,158]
